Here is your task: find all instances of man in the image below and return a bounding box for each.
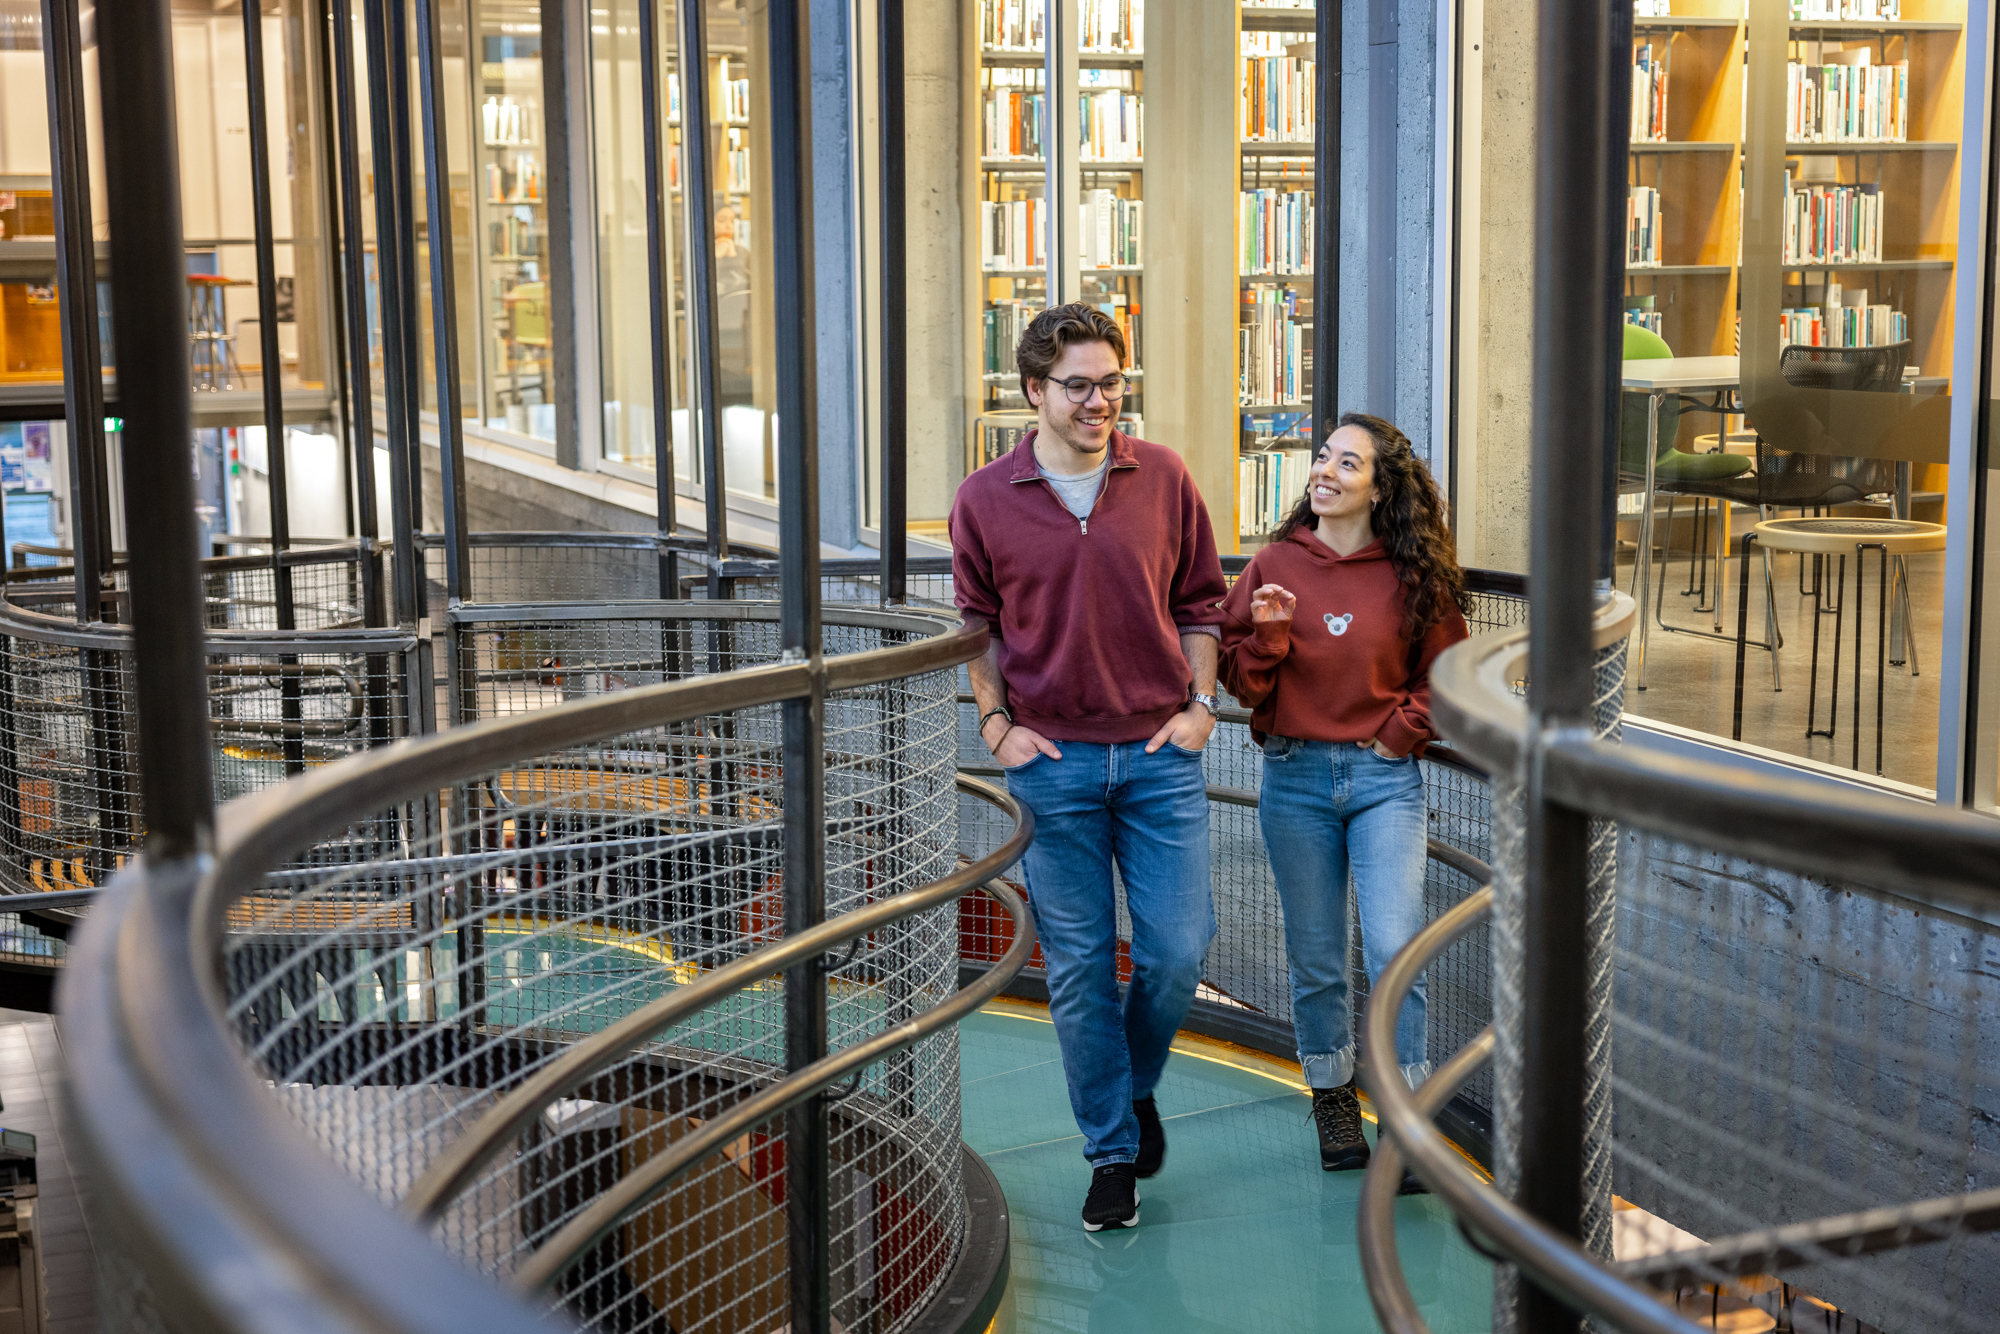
[950,302,1226,1232]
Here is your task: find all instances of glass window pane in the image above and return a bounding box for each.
[472,0,554,440]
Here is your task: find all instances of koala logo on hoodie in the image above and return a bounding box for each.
[1324,613,1354,637]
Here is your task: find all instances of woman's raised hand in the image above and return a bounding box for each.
[1249,583,1297,623]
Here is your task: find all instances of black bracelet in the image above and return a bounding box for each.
[978,706,1013,735]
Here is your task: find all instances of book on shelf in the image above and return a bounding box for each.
[488,216,542,261]
[1240,286,1309,407]
[666,73,681,124]
[1079,71,1142,161]
[1787,55,1907,143]
[1080,189,1142,268]
[1241,47,1314,143]
[983,300,1040,376]
[1791,0,1900,19]
[1783,176,1882,264]
[1625,297,1663,335]
[1627,186,1662,267]
[1080,0,1142,53]
[724,128,752,194]
[1239,188,1312,275]
[981,197,1048,270]
[1238,439,1313,538]
[983,68,1048,160]
[1095,291,1140,367]
[719,58,751,123]
[1783,282,1907,348]
[980,0,1043,51]
[1632,42,1668,143]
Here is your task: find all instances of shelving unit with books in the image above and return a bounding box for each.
[967,0,1147,474]
[1235,1,1315,543]
[476,28,553,439]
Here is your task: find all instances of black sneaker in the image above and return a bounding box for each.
[1398,1169,1430,1196]
[1132,1095,1166,1178]
[1311,1084,1371,1172]
[1082,1162,1140,1231]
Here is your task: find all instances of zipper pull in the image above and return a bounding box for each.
[1080,517,1089,535]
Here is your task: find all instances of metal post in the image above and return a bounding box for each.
[1311,0,1339,449]
[1599,0,1633,587]
[328,0,384,626]
[768,2,826,1329]
[678,0,729,581]
[384,0,427,600]
[413,0,469,607]
[41,0,107,624]
[639,0,678,568]
[878,0,906,605]
[1519,0,1615,1327]
[241,0,298,631]
[98,0,216,861]
[363,0,421,628]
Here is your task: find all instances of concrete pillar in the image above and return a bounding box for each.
[901,0,965,524]
[811,0,859,549]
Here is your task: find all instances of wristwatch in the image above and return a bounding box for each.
[1189,692,1220,717]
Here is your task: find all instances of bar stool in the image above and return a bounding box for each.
[187,272,239,390]
[1731,516,1945,775]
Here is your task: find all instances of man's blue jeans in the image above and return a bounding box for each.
[1004,741,1216,1166]
[1257,736,1431,1091]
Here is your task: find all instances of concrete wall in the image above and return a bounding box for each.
[902,0,966,523]
[1614,830,2000,1331]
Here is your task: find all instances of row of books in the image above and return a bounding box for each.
[977,193,1143,269]
[1624,307,1664,336]
[483,155,543,205]
[1628,186,1662,267]
[488,217,543,262]
[1080,190,1143,268]
[1781,180,1883,265]
[982,70,1047,160]
[724,128,752,194]
[481,96,535,148]
[980,0,1042,50]
[1238,446,1313,537]
[1791,0,1900,18]
[977,0,1145,52]
[1632,43,1668,143]
[1080,88,1143,161]
[719,58,752,123]
[1240,286,1310,407]
[1780,297,1907,349]
[982,300,1041,376]
[980,197,1048,271]
[1239,188,1312,276]
[1241,54,1315,143]
[1787,58,1908,143]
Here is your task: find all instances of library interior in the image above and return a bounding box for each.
[0,0,1995,1332]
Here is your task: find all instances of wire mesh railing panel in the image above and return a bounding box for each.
[424,541,670,609]
[220,615,966,1334]
[203,556,369,631]
[1608,831,2000,1332]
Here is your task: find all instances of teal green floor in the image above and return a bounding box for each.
[960,1006,1494,1333]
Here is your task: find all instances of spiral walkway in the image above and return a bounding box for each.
[959,1002,1494,1333]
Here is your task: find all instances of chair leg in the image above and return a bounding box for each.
[1712,498,1728,631]
[1763,544,1782,693]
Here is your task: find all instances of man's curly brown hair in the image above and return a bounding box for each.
[1272,412,1473,645]
[1015,302,1127,400]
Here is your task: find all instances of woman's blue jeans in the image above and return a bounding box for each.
[1257,736,1431,1091]
[1004,741,1216,1167]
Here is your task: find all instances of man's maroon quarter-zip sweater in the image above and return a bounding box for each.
[950,428,1228,744]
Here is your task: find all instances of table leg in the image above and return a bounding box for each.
[1733,534,1755,742]
[1853,543,1865,772]
[1634,390,1662,691]
[1875,544,1888,776]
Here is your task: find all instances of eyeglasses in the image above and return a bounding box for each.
[1046,374,1130,404]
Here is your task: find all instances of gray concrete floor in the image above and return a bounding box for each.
[1615,541,1945,792]
[0,1010,95,1334]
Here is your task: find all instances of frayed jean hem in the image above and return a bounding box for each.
[1300,1048,1432,1091]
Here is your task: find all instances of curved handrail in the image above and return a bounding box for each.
[78,604,987,1334]
[404,771,1034,1221]
[509,818,1035,1293]
[1359,890,1707,1334]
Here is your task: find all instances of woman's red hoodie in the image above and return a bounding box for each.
[1217,528,1469,756]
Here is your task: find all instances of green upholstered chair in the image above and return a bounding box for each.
[1619,324,1753,485]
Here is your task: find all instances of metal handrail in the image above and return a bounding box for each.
[1357,888,1708,1334]
[509,826,1034,1293]
[70,604,989,1334]
[403,771,1033,1222]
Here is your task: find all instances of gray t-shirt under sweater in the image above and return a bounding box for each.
[1039,458,1109,520]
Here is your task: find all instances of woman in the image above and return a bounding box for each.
[1219,412,1471,1177]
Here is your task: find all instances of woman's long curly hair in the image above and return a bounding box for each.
[1270,412,1473,645]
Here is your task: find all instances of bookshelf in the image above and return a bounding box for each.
[968,0,1148,474]
[476,28,553,440]
[1235,1,1316,543]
